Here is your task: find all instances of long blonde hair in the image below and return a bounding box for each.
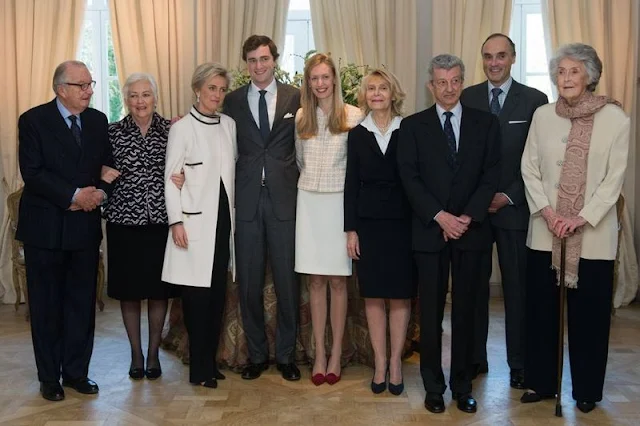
[296,53,350,139]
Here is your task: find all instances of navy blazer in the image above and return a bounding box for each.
[16,99,113,250]
[461,80,548,230]
[344,125,410,232]
[397,105,501,252]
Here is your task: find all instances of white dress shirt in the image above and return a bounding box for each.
[435,102,463,150]
[359,112,402,154]
[248,78,277,130]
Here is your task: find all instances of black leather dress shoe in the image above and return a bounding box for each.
[472,361,489,379]
[241,362,269,380]
[510,369,525,389]
[129,367,145,380]
[520,391,555,403]
[452,392,477,413]
[40,382,65,401]
[145,367,162,380]
[62,378,99,394]
[277,363,301,381]
[424,393,445,413]
[213,369,226,380]
[577,400,596,413]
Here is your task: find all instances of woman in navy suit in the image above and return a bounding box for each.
[344,69,414,395]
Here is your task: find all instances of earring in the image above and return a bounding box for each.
[196,93,200,103]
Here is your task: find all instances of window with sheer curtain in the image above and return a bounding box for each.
[510,0,554,100]
[282,0,315,77]
[77,0,123,122]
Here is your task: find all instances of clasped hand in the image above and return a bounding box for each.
[69,186,103,212]
[437,212,471,242]
[541,206,586,238]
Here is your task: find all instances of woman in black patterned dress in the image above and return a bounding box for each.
[103,73,178,380]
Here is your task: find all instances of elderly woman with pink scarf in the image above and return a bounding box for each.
[519,43,629,414]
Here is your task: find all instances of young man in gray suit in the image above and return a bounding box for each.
[460,33,548,389]
[223,35,301,381]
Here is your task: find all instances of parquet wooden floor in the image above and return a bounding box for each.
[1,298,639,425]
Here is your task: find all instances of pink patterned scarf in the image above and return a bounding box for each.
[553,91,621,288]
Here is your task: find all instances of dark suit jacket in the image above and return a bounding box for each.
[397,105,501,252]
[16,99,113,250]
[344,125,410,231]
[461,80,547,230]
[223,82,301,221]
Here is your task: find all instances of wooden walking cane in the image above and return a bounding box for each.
[555,238,567,417]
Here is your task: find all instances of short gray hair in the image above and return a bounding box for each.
[549,43,602,92]
[428,54,465,81]
[52,60,88,94]
[121,72,159,104]
[191,62,230,93]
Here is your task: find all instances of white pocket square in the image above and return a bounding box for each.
[508,120,527,124]
[283,113,294,119]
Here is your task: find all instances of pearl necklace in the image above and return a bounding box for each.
[373,116,391,134]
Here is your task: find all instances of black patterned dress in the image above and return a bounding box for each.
[104,113,177,300]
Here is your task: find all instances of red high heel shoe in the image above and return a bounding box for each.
[311,373,326,386]
[325,373,341,385]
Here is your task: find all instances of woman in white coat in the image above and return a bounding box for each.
[162,63,237,388]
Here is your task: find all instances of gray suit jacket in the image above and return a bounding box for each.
[461,80,547,230]
[223,82,301,221]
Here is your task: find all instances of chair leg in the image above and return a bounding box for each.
[13,266,21,311]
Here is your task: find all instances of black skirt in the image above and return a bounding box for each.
[106,222,179,300]
[355,218,416,299]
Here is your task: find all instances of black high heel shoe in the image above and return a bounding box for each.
[129,366,144,380]
[388,378,404,395]
[145,360,162,380]
[371,367,387,394]
[388,365,404,395]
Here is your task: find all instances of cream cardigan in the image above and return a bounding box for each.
[521,103,629,260]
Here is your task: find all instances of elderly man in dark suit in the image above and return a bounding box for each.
[223,35,301,381]
[460,33,548,389]
[17,60,113,401]
[398,54,500,414]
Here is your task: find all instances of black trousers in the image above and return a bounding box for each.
[23,243,100,383]
[416,246,488,394]
[524,249,613,402]
[235,187,299,364]
[181,182,231,384]
[473,227,527,370]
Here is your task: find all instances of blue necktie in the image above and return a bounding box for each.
[490,87,502,116]
[68,115,82,147]
[258,90,270,142]
[443,111,457,166]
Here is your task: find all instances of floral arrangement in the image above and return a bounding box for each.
[229,51,368,107]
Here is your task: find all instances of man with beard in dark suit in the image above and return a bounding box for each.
[223,35,301,381]
[17,60,113,401]
[398,53,501,414]
[461,33,548,389]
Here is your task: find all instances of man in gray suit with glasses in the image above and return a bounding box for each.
[223,35,301,381]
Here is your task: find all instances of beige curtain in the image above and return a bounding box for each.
[431,0,512,86]
[546,0,639,306]
[0,0,85,303]
[109,0,289,118]
[310,0,418,114]
[110,0,198,118]
[218,0,290,71]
